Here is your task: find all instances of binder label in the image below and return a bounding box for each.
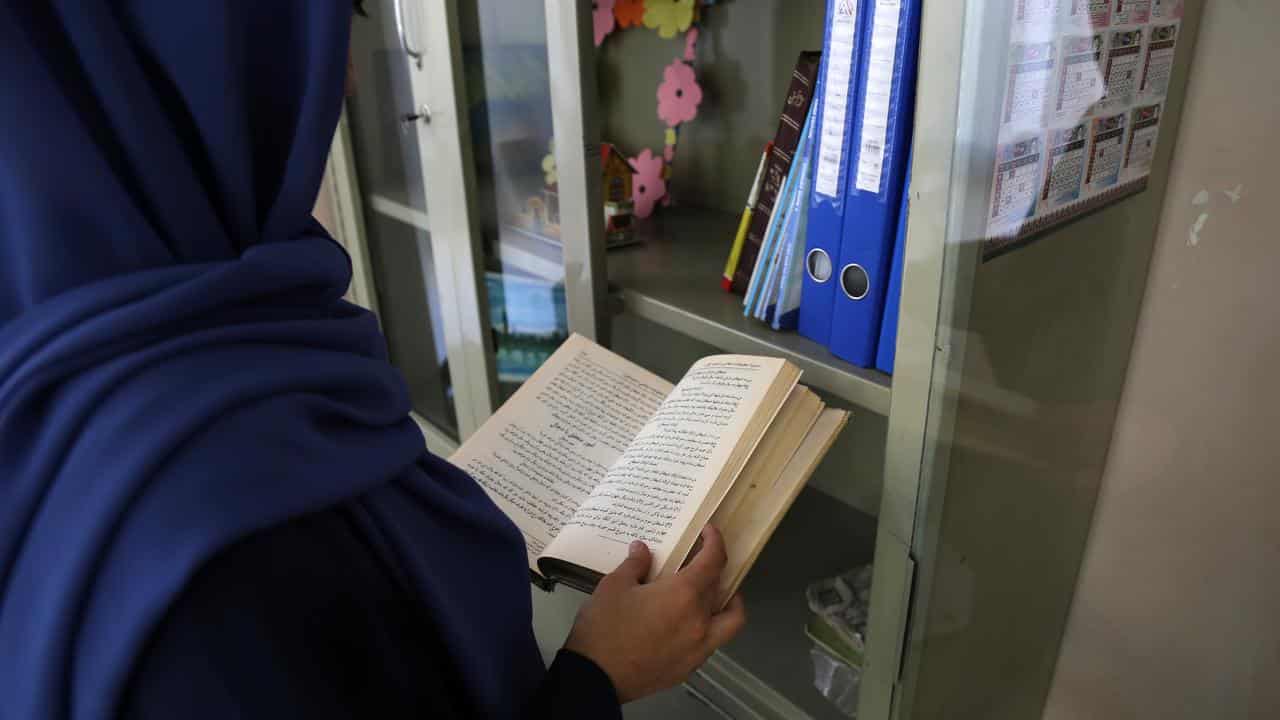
[1100,29,1145,111]
[815,0,860,199]
[1139,24,1178,99]
[855,0,903,194]
[1041,124,1089,208]
[1003,42,1057,129]
[988,137,1043,235]
[1113,0,1152,26]
[1085,112,1126,191]
[1066,0,1113,29]
[1124,103,1162,173]
[1151,0,1184,20]
[1054,34,1105,123]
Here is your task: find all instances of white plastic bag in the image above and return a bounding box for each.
[810,646,861,717]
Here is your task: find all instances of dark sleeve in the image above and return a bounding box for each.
[120,506,621,720]
[537,649,623,720]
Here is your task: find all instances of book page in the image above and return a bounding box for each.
[450,335,672,570]
[543,355,791,581]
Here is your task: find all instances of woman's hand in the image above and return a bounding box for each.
[563,526,748,703]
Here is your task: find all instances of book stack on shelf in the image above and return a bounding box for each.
[604,2,912,415]
[723,51,821,329]
[719,0,922,377]
[741,77,820,333]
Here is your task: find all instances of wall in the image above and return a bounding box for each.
[1044,1,1280,717]
[598,0,827,214]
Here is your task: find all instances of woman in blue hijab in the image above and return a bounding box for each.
[0,2,746,718]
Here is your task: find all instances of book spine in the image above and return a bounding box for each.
[755,102,818,321]
[730,51,822,295]
[769,115,817,327]
[744,115,813,316]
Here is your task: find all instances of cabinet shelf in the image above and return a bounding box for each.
[607,208,893,415]
[698,485,878,719]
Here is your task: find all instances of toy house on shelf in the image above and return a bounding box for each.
[512,142,638,248]
[601,143,636,246]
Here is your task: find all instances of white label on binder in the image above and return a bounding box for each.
[814,0,860,199]
[855,0,902,194]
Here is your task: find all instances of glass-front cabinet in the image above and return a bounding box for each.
[323,0,1207,717]
[333,0,590,446]
[458,1,575,404]
[341,3,461,441]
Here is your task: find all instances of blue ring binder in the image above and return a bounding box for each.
[806,248,833,283]
[798,0,870,348]
[839,263,870,300]
[826,0,921,368]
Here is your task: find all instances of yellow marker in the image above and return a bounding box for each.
[722,143,772,291]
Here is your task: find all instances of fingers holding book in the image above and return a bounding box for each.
[707,592,748,654]
[680,525,731,614]
[563,526,747,703]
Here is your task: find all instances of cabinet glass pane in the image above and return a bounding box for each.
[902,2,1211,717]
[596,0,892,407]
[346,4,457,437]
[346,5,426,214]
[592,3,880,717]
[457,1,567,403]
[364,214,458,435]
[561,0,886,715]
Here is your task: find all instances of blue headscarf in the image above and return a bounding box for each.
[0,3,541,718]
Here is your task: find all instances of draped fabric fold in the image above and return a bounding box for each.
[0,3,541,718]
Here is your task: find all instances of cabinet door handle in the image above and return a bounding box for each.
[401,105,433,125]
[393,0,424,67]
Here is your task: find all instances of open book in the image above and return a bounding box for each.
[450,334,849,604]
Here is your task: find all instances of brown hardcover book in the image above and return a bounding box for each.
[730,50,822,295]
[450,334,849,605]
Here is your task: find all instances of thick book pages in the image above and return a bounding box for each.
[730,51,822,295]
[450,335,848,600]
[714,406,847,605]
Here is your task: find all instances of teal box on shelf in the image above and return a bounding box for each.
[485,271,567,383]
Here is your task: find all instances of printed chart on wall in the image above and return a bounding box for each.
[982,0,1185,260]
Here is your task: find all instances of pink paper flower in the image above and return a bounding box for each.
[593,0,616,46]
[683,27,699,61]
[630,148,666,219]
[656,59,703,127]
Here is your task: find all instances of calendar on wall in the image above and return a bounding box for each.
[982,0,1185,260]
